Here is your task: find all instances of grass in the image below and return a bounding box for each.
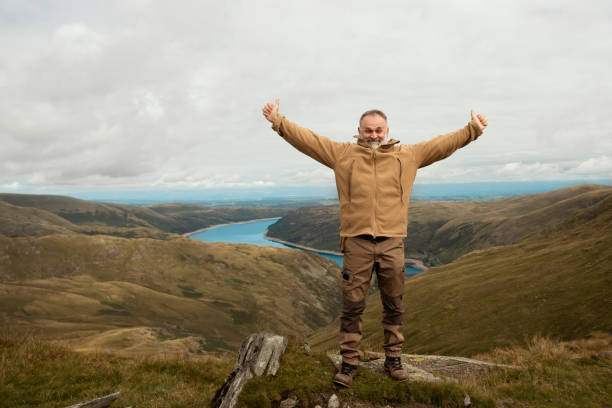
[240,341,478,407]
[0,332,234,408]
[1,332,610,407]
[178,283,204,299]
[465,334,612,407]
[241,333,612,407]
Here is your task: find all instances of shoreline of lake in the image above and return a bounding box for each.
[404,258,428,272]
[265,230,428,272]
[182,217,281,237]
[263,233,344,257]
[184,217,428,272]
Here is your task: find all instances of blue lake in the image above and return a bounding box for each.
[189,218,422,276]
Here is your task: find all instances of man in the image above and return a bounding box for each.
[262,99,488,387]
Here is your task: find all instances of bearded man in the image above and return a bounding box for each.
[262,99,488,387]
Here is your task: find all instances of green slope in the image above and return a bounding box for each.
[0,235,341,353]
[267,184,612,266]
[0,200,77,237]
[308,191,612,357]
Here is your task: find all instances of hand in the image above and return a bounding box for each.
[470,109,488,132]
[262,98,280,123]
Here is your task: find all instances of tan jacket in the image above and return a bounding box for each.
[272,115,483,238]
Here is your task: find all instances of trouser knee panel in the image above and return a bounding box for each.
[340,298,366,333]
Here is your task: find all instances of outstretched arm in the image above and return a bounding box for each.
[413,109,488,169]
[261,99,347,169]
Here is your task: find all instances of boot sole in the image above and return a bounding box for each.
[333,378,351,388]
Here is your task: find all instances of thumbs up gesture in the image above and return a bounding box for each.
[471,109,488,132]
[262,99,280,123]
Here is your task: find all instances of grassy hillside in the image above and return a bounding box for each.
[2,332,610,407]
[308,190,612,357]
[0,234,341,354]
[267,184,612,266]
[0,193,289,238]
[0,332,234,408]
[0,200,77,237]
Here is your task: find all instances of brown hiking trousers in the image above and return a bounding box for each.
[339,235,405,365]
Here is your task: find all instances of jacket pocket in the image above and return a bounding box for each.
[396,157,404,204]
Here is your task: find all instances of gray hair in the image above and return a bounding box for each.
[359,109,387,126]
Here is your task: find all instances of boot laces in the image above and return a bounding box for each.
[386,356,403,370]
[340,362,356,375]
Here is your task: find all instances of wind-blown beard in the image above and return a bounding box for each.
[368,141,381,150]
[355,135,384,150]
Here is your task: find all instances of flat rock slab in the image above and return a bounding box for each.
[328,351,516,382]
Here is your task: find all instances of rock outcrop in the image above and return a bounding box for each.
[212,333,287,408]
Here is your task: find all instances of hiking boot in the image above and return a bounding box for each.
[384,356,409,382]
[333,361,358,387]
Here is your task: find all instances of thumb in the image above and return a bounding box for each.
[275,98,280,111]
[470,109,476,121]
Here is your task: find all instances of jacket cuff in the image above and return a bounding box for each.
[271,114,285,133]
[468,119,484,140]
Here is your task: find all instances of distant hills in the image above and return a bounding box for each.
[0,193,289,239]
[267,184,612,266]
[308,186,612,356]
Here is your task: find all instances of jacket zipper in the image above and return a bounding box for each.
[348,160,355,205]
[397,157,404,204]
[372,149,378,238]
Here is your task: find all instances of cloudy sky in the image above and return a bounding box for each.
[1,0,611,195]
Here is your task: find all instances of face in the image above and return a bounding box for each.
[358,114,389,149]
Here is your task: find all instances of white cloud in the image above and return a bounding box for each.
[567,156,612,178]
[133,90,165,120]
[494,162,564,180]
[53,23,108,61]
[0,181,20,190]
[283,168,335,186]
[252,180,276,187]
[0,0,611,192]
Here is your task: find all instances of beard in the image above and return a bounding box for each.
[367,140,381,150]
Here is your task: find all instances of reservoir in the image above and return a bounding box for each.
[189,218,422,276]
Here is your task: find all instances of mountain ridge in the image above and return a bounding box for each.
[266,183,612,266]
[0,192,290,239]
